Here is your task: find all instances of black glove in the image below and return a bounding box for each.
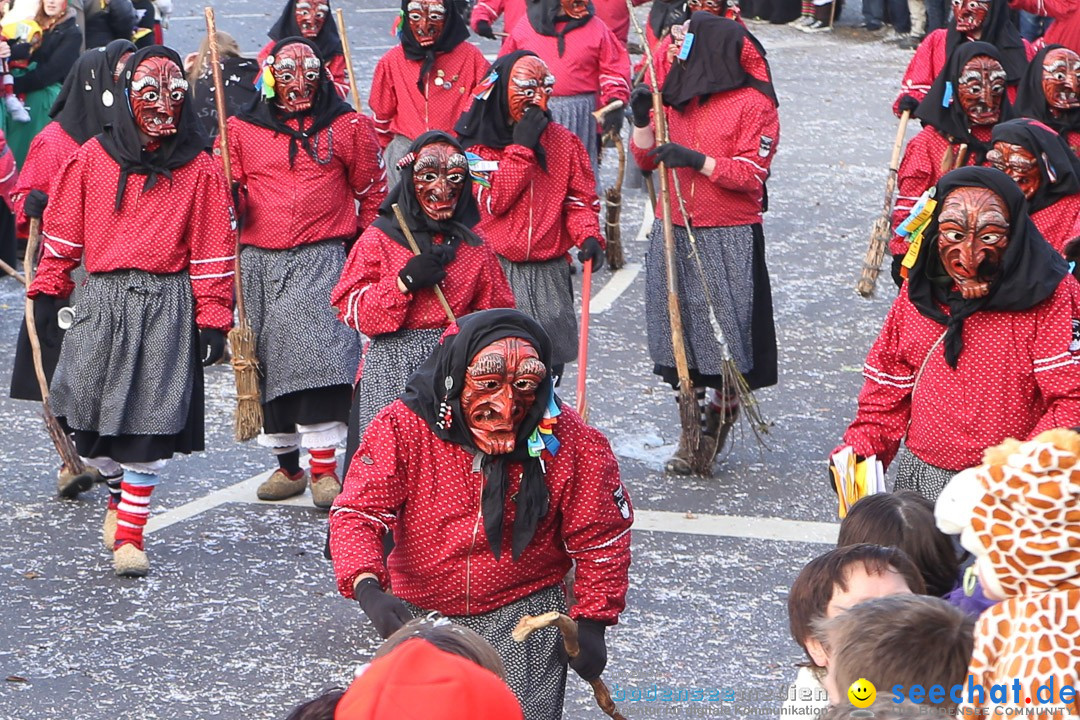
[31,293,64,349]
[891,254,906,289]
[602,104,624,135]
[577,237,603,266]
[629,84,653,128]
[565,619,608,681]
[512,105,549,149]
[355,577,412,639]
[199,328,226,366]
[24,189,48,220]
[399,252,448,292]
[897,94,919,114]
[475,19,496,39]
[648,142,706,171]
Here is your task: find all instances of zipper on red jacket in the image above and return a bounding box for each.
[525,181,534,262]
[466,451,485,615]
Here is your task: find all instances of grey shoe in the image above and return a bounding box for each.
[257,469,307,501]
[310,473,342,509]
[113,543,149,577]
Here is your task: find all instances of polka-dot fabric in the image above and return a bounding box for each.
[8,121,69,236]
[330,226,516,337]
[889,126,986,257]
[368,43,491,148]
[328,398,633,624]
[631,85,779,228]
[841,278,1080,472]
[470,123,602,263]
[28,139,237,333]
[1032,195,1080,254]
[258,42,351,100]
[224,112,387,250]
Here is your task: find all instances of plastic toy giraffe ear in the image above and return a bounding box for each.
[260,65,276,100]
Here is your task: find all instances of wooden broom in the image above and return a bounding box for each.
[335,8,363,110]
[206,7,262,441]
[856,109,910,297]
[593,101,627,269]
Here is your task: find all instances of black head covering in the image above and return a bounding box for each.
[401,309,558,561]
[525,0,594,57]
[371,130,482,257]
[1014,44,1080,135]
[915,41,1014,164]
[906,166,1068,368]
[236,37,352,168]
[97,46,207,213]
[397,0,472,93]
[51,40,136,145]
[944,0,1027,83]
[455,50,548,170]
[660,12,778,112]
[990,118,1080,213]
[649,0,688,40]
[267,0,343,59]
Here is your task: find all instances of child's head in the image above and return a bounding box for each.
[838,491,961,597]
[813,594,974,709]
[788,544,926,668]
[284,689,345,720]
[372,614,506,678]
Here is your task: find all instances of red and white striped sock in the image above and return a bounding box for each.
[114,481,155,551]
[308,448,337,479]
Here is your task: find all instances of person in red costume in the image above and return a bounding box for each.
[222,38,386,509]
[1014,45,1080,155]
[473,0,648,44]
[258,0,350,100]
[330,308,633,720]
[834,167,1080,502]
[330,130,514,471]
[370,0,489,184]
[499,0,629,182]
[987,118,1080,253]
[630,13,779,475]
[1006,0,1080,58]
[25,47,236,577]
[889,42,1011,285]
[455,51,604,383]
[893,0,1034,117]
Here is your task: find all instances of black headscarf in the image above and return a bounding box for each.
[944,0,1028,83]
[906,166,1068,368]
[97,46,207,213]
[915,41,1013,165]
[236,37,352,168]
[1014,44,1080,136]
[371,130,483,256]
[991,118,1080,213]
[401,309,558,561]
[397,0,472,93]
[455,50,548,171]
[267,0,344,60]
[661,12,778,112]
[51,40,135,145]
[525,0,594,57]
[649,0,688,40]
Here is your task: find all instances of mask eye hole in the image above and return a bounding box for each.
[142,90,158,102]
[170,90,184,101]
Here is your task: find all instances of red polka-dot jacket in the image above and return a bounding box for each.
[842,276,1080,472]
[221,112,387,250]
[472,0,647,45]
[469,123,602,262]
[258,41,350,100]
[329,399,633,623]
[1033,195,1080,254]
[11,121,78,239]
[368,43,490,149]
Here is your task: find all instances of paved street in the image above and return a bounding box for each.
[0,2,921,718]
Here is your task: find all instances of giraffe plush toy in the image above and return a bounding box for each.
[935,429,1080,718]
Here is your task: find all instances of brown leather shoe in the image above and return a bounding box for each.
[310,473,342,509]
[256,469,307,501]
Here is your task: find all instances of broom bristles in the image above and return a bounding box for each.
[676,385,712,475]
[857,217,891,297]
[604,187,625,270]
[228,322,263,442]
[42,397,84,473]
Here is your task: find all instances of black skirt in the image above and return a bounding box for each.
[262,384,352,435]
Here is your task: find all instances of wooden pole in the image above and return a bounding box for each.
[335,8,362,110]
[0,257,25,284]
[575,259,592,421]
[855,110,910,297]
[391,203,457,325]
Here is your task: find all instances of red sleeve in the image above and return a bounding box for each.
[563,132,603,248]
[330,228,412,336]
[28,153,84,299]
[0,142,16,212]
[560,415,633,624]
[894,35,938,116]
[841,293,920,468]
[597,23,630,105]
[1029,280,1080,435]
[476,144,536,215]
[329,408,409,597]
[707,99,778,193]
[473,248,517,310]
[471,0,505,27]
[368,54,396,149]
[499,23,521,54]
[217,119,246,215]
[1008,0,1078,19]
[890,132,937,256]
[328,54,350,100]
[14,131,61,237]
[344,115,388,231]
[632,129,659,172]
[187,162,237,333]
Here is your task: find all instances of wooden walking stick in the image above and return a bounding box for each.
[335,8,362,110]
[856,109,910,297]
[391,203,457,324]
[206,7,263,442]
[576,259,592,421]
[23,218,88,488]
[602,130,627,270]
[627,1,708,473]
[0,257,25,284]
[513,612,627,720]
